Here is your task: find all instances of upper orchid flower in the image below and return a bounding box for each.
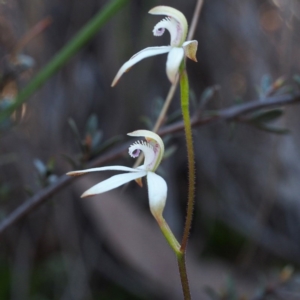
[111,6,198,86]
[67,130,167,218]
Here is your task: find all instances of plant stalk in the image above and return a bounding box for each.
[156,214,191,299]
[180,68,196,252]
[174,66,195,299]
[156,215,180,254]
[177,252,191,300]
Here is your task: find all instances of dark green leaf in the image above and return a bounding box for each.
[253,122,290,134]
[199,85,220,109]
[91,131,103,150]
[0,100,14,131]
[166,109,182,124]
[153,97,164,118]
[92,135,122,157]
[68,118,81,142]
[248,108,283,123]
[33,159,47,176]
[46,158,55,173]
[259,74,272,97]
[86,114,98,136]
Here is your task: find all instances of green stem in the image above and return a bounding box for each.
[0,0,129,121]
[177,252,191,300]
[156,214,191,299]
[156,215,180,254]
[169,66,195,300]
[180,68,196,252]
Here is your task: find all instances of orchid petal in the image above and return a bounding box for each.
[149,6,188,46]
[67,166,140,177]
[146,172,167,217]
[111,46,172,87]
[166,47,184,84]
[183,40,198,62]
[81,170,147,198]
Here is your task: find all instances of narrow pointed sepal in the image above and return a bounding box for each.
[135,177,143,187]
[183,40,198,62]
[111,46,171,87]
[81,171,147,198]
[67,166,140,177]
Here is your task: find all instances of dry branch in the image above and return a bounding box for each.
[0,92,300,236]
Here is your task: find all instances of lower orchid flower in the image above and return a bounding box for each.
[111,5,198,86]
[67,130,167,218]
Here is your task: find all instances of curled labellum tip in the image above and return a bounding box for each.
[149,6,188,47]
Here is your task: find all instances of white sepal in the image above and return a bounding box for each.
[67,165,140,176]
[166,47,184,84]
[111,46,171,86]
[81,170,147,198]
[146,171,167,217]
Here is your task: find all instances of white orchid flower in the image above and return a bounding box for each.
[111,6,198,86]
[67,130,167,218]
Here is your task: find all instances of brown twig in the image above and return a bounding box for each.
[11,16,53,60]
[0,92,299,237]
[159,92,300,136]
[187,0,204,41]
[0,143,129,237]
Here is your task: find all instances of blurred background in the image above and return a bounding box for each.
[1,0,300,299]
